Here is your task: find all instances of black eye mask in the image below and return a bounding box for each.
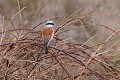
[46,23,54,25]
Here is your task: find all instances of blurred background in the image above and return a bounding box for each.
[0,0,120,42]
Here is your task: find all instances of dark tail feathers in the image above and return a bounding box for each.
[44,43,48,54]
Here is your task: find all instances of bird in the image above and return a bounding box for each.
[42,20,54,54]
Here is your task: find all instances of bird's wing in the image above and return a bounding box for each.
[44,35,51,46]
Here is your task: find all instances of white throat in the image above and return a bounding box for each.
[46,25,53,27]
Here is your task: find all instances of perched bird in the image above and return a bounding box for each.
[42,20,54,54]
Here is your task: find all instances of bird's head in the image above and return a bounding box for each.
[45,20,54,27]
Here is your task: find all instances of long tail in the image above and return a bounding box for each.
[44,43,48,54]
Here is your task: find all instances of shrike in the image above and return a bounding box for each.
[42,20,54,54]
